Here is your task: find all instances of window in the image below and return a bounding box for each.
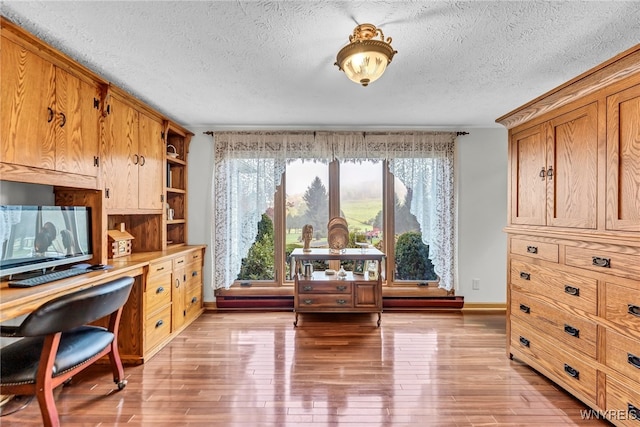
[212,132,456,291]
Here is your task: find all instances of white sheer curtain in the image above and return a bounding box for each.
[210,131,457,290]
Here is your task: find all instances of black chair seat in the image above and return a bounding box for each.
[1,326,114,386]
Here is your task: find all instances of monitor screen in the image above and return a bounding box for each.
[0,205,92,277]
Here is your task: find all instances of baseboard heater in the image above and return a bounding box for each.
[215,295,464,310]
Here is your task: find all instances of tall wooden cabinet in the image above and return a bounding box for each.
[498,44,640,426]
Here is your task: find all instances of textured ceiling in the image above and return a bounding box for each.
[2,1,639,130]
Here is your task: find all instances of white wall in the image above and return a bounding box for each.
[187,128,509,304]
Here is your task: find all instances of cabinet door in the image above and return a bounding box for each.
[546,103,598,228]
[104,96,139,210]
[1,37,55,169]
[511,125,546,225]
[137,113,165,209]
[54,68,101,177]
[172,265,186,331]
[606,84,640,232]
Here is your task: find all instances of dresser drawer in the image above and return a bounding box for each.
[145,305,171,351]
[298,282,352,294]
[185,286,203,322]
[297,294,353,309]
[186,249,203,263]
[511,318,597,403]
[605,282,640,332]
[605,329,640,379]
[511,237,559,262]
[606,376,640,427]
[511,290,597,358]
[148,259,172,277]
[186,263,202,288]
[566,246,640,280]
[145,272,172,314]
[511,259,597,315]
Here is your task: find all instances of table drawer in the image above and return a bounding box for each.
[148,259,172,277]
[606,376,640,427]
[511,237,559,262]
[173,255,187,270]
[605,328,640,379]
[297,282,352,294]
[145,305,171,351]
[511,318,597,403]
[511,290,597,358]
[566,246,640,280]
[297,294,353,309]
[605,282,640,332]
[145,273,171,314]
[511,259,597,315]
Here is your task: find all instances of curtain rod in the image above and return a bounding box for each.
[204,131,471,136]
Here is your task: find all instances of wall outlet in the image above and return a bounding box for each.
[472,278,480,290]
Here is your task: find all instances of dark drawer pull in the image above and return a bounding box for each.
[519,304,530,314]
[155,319,164,328]
[592,256,611,268]
[519,272,531,280]
[628,353,640,370]
[303,286,313,292]
[191,296,198,304]
[192,271,198,277]
[303,299,313,305]
[564,285,580,296]
[336,285,347,291]
[156,286,165,294]
[526,246,538,254]
[519,336,530,348]
[564,364,579,379]
[629,304,640,317]
[564,324,580,338]
[336,299,347,305]
[628,403,639,420]
[156,266,165,272]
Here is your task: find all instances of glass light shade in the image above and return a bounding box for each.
[342,51,388,87]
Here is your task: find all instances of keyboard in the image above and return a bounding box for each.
[8,268,92,288]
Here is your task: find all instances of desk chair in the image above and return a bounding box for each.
[0,276,134,427]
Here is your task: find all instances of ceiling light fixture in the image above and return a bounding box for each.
[335,23,397,87]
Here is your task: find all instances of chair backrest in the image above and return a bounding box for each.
[16,276,134,337]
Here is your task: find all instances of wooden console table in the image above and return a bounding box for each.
[291,248,385,327]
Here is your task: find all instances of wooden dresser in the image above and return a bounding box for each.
[497,44,640,426]
[291,248,385,327]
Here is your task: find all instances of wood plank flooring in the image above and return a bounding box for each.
[1,311,609,426]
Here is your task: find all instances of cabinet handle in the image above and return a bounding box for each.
[519,272,531,280]
[155,319,164,328]
[133,154,139,165]
[336,299,347,305]
[546,165,553,180]
[629,304,640,317]
[336,285,347,291]
[539,167,546,180]
[175,278,180,288]
[156,266,165,272]
[564,324,580,338]
[563,364,579,379]
[140,155,146,166]
[628,403,639,420]
[59,112,66,127]
[519,304,530,314]
[628,353,640,370]
[592,256,611,268]
[564,285,580,296]
[303,299,313,305]
[192,271,198,277]
[191,296,198,304]
[303,286,313,291]
[47,107,54,123]
[176,260,184,265]
[156,286,164,294]
[526,246,538,254]
[519,336,530,348]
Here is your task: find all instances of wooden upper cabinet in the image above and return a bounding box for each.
[606,84,640,232]
[1,37,56,169]
[510,103,598,228]
[1,36,101,177]
[137,113,165,210]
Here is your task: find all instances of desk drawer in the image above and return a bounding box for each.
[605,282,640,332]
[185,286,202,322]
[148,259,172,277]
[605,328,640,379]
[511,259,597,315]
[511,237,559,262]
[511,290,597,358]
[145,272,171,314]
[606,376,640,427]
[297,294,353,309]
[511,318,597,403]
[566,246,640,280]
[297,282,352,294]
[145,305,171,351]
[173,255,187,270]
[187,249,202,263]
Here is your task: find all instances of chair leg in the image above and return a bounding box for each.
[108,340,127,390]
[35,386,59,427]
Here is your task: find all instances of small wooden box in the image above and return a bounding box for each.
[107,223,134,258]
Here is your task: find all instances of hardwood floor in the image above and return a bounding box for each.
[1,311,609,426]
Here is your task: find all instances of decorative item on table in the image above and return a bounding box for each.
[367,260,378,280]
[353,259,365,275]
[302,223,313,252]
[355,241,371,253]
[166,144,179,159]
[337,266,347,278]
[303,262,314,278]
[327,216,349,254]
[107,223,134,258]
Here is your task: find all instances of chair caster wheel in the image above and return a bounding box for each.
[116,380,127,390]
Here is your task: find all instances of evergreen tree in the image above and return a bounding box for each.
[395,231,437,281]
[302,176,329,238]
[237,213,275,280]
